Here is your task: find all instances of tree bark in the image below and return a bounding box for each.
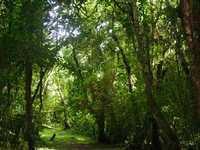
[128,1,181,149]
[180,0,200,117]
[96,110,106,143]
[151,118,161,150]
[143,54,180,149]
[25,61,34,150]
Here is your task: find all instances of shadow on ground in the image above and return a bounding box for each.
[36,127,123,150]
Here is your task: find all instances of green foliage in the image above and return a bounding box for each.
[1,0,200,149]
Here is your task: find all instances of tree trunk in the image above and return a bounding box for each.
[143,58,180,150]
[72,48,88,106]
[128,1,181,149]
[112,34,133,93]
[151,118,161,150]
[96,110,106,143]
[180,0,200,117]
[25,61,34,150]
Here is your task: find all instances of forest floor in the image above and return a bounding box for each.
[36,127,124,150]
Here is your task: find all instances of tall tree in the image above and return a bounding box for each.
[180,0,200,117]
[110,0,181,148]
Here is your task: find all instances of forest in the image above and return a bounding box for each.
[0,0,200,150]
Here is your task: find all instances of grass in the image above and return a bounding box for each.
[40,128,94,144]
[37,127,124,150]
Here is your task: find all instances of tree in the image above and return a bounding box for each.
[180,0,200,118]
[111,0,181,149]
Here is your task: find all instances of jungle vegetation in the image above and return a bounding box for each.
[0,0,200,150]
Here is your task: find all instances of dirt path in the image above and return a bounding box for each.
[37,142,122,150]
[67,143,92,150]
[37,128,123,150]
